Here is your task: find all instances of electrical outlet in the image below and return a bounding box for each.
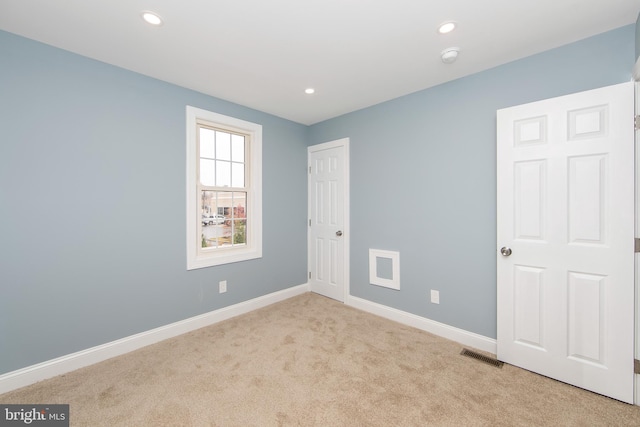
[219,280,227,293]
[430,289,440,304]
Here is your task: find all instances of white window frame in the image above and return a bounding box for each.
[186,106,262,270]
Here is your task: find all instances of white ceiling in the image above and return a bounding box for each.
[1,1,638,125]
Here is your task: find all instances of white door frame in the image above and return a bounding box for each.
[633,60,640,406]
[636,78,640,405]
[307,138,350,302]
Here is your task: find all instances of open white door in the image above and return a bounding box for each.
[308,138,349,302]
[497,82,635,403]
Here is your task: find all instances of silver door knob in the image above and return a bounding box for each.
[500,247,512,256]
[336,230,343,236]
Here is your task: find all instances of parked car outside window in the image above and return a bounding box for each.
[202,214,226,226]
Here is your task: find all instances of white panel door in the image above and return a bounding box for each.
[308,139,349,302]
[497,82,634,403]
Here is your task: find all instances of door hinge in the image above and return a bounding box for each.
[635,359,640,375]
[635,115,640,131]
[309,219,311,226]
[309,166,312,174]
[635,238,640,253]
[309,271,311,279]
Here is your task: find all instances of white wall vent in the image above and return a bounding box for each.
[369,249,400,290]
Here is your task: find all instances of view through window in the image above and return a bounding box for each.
[198,126,248,250]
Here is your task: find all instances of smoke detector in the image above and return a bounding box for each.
[441,47,460,64]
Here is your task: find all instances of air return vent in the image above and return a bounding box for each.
[460,348,504,368]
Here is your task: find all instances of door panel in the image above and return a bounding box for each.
[568,154,606,243]
[514,160,546,240]
[513,265,544,349]
[497,82,634,403]
[567,272,605,364]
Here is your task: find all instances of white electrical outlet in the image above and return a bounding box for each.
[219,280,227,293]
[430,290,440,304]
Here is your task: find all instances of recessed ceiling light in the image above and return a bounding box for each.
[305,88,315,95]
[438,21,456,34]
[142,11,163,26]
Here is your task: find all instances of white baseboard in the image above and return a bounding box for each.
[0,284,310,394]
[346,295,496,354]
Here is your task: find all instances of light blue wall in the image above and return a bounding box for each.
[309,25,635,339]
[1,24,634,376]
[0,31,308,375]
[636,13,640,60]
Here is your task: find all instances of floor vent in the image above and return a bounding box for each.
[460,348,504,368]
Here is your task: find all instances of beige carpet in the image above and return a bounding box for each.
[2,292,640,426]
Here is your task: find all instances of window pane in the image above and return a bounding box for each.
[233,219,247,245]
[216,131,231,161]
[232,134,245,162]
[218,191,233,216]
[200,127,216,159]
[232,163,245,187]
[201,191,217,248]
[216,160,231,187]
[232,192,247,219]
[200,159,215,186]
[232,193,247,246]
[201,191,219,216]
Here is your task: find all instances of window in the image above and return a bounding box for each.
[186,106,262,270]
